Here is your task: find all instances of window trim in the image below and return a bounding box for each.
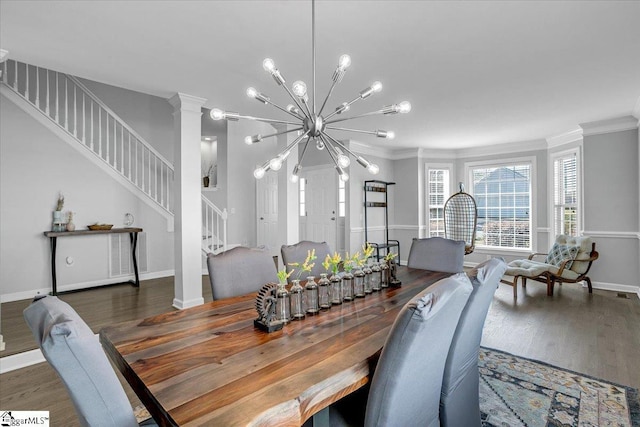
[425,162,454,238]
[465,155,537,252]
[549,147,581,238]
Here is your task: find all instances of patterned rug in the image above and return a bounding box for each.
[479,348,640,427]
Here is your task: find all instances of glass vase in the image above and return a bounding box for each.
[342,271,355,301]
[305,276,320,315]
[289,279,305,320]
[275,282,291,323]
[371,262,382,291]
[318,273,331,310]
[353,268,365,298]
[381,260,390,288]
[363,262,373,294]
[330,273,343,305]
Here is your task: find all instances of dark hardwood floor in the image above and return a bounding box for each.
[1,274,639,427]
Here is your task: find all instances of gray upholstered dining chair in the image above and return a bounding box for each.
[23,296,157,427]
[440,257,507,427]
[407,237,465,273]
[280,240,332,281]
[207,246,278,300]
[329,273,473,427]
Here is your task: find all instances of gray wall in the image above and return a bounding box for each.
[0,94,174,300]
[583,128,639,290]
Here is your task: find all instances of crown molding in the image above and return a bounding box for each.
[390,148,422,160]
[0,49,8,62]
[455,138,547,158]
[347,139,394,159]
[579,115,638,137]
[633,95,640,120]
[546,128,583,148]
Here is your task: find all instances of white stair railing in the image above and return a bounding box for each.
[1,59,173,214]
[202,197,228,254]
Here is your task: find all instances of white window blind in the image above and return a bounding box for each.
[427,168,450,237]
[470,163,532,250]
[553,153,578,236]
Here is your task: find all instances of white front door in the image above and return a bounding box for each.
[256,171,278,252]
[302,167,337,251]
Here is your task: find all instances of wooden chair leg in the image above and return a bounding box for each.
[522,277,527,288]
[546,275,554,296]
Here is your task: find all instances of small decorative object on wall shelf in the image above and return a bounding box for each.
[52,192,66,232]
[88,223,114,231]
[209,0,411,183]
[66,212,76,232]
[124,213,135,227]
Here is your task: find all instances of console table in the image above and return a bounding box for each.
[43,227,143,295]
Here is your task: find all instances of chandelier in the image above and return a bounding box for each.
[210,0,411,183]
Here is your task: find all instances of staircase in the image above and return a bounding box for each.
[1,59,227,254]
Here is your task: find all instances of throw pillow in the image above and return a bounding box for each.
[545,243,579,269]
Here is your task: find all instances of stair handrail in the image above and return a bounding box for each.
[66,75,174,170]
[202,195,228,254]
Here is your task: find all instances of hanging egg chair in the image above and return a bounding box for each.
[444,183,478,254]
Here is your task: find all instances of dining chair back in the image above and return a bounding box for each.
[440,257,507,427]
[280,240,332,281]
[207,246,278,300]
[23,296,149,427]
[407,237,465,273]
[364,273,473,427]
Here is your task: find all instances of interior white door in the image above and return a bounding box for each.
[256,171,279,251]
[302,167,337,251]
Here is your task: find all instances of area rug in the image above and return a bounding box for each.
[479,347,640,427]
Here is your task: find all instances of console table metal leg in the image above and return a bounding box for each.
[50,237,58,295]
[129,232,140,287]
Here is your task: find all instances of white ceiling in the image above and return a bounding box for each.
[2,0,640,150]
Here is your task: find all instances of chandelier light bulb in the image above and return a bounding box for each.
[292,80,307,97]
[335,102,350,114]
[367,163,380,175]
[262,58,275,73]
[269,157,283,171]
[386,131,395,140]
[337,154,351,168]
[290,174,299,183]
[244,136,253,145]
[246,87,258,98]
[398,101,412,113]
[338,54,351,70]
[254,167,266,179]
[372,81,383,93]
[316,139,325,150]
[339,172,350,182]
[210,108,225,120]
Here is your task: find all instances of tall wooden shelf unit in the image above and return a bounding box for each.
[364,180,400,264]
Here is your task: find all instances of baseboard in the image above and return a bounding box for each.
[591,281,640,299]
[0,270,176,303]
[0,348,45,374]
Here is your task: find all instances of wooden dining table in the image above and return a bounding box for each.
[100,267,451,427]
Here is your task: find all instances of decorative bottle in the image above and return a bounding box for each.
[330,273,343,305]
[318,273,331,310]
[381,260,390,288]
[289,279,306,320]
[342,270,355,301]
[371,262,382,291]
[353,267,365,298]
[363,261,373,294]
[275,282,291,323]
[305,276,320,315]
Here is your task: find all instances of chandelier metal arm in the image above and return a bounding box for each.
[320,134,341,169]
[325,126,379,136]
[257,126,305,142]
[325,110,383,125]
[280,84,311,120]
[323,95,362,121]
[237,114,300,126]
[317,80,339,117]
[296,136,312,167]
[322,132,376,169]
[300,97,314,118]
[277,130,311,158]
[264,98,305,120]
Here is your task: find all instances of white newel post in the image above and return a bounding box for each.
[169,93,206,309]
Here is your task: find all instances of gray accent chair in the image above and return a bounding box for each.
[330,273,473,427]
[280,240,332,281]
[23,296,156,427]
[407,237,465,273]
[207,246,278,300]
[440,257,508,427]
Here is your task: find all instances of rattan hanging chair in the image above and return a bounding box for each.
[444,183,478,255]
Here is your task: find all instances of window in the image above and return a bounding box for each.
[468,159,533,250]
[426,167,450,237]
[299,178,306,217]
[552,150,579,236]
[338,178,346,217]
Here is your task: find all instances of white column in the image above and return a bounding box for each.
[169,93,206,309]
[279,126,299,246]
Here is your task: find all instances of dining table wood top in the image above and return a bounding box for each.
[99,267,452,427]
